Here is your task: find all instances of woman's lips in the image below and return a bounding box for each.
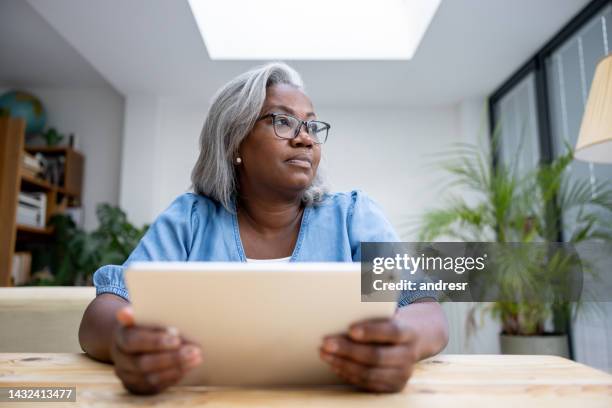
[285,154,313,168]
[285,158,312,168]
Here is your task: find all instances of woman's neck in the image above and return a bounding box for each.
[237,194,303,234]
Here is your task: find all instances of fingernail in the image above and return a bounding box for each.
[180,345,200,360]
[163,335,180,347]
[323,339,338,353]
[166,326,179,337]
[184,354,202,368]
[351,327,364,339]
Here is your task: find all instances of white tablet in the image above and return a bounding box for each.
[125,262,397,386]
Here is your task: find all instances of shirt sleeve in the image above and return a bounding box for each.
[92,194,198,301]
[347,190,399,261]
[347,190,437,306]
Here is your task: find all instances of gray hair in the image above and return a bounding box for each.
[191,62,328,212]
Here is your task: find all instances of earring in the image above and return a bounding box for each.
[235,157,242,164]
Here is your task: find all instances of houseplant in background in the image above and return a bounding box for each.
[30,204,148,286]
[42,127,64,146]
[417,134,612,356]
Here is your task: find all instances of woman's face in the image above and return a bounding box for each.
[237,83,322,198]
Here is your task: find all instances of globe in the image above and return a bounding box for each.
[0,90,46,134]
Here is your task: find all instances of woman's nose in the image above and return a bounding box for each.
[290,123,315,147]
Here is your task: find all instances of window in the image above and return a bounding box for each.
[187,0,442,60]
[489,0,612,373]
[546,4,612,184]
[490,0,612,220]
[494,72,541,178]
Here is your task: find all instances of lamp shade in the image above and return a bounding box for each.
[575,53,612,163]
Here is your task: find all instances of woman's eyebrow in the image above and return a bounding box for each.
[265,104,316,118]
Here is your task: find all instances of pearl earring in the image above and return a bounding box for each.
[235,157,242,164]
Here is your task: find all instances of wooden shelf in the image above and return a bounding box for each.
[16,224,54,235]
[26,146,80,154]
[56,186,79,197]
[20,173,54,191]
[20,173,79,197]
[1,118,85,286]
[25,146,84,199]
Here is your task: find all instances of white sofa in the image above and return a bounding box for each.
[0,287,95,352]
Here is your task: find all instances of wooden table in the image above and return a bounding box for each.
[1,353,611,407]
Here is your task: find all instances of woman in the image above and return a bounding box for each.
[79,63,448,395]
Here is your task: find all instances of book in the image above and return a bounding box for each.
[11,252,32,286]
[17,192,47,228]
[23,152,41,168]
[21,166,44,180]
[22,152,42,172]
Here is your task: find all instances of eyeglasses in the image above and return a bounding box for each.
[256,112,330,145]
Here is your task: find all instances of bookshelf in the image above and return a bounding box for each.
[0,117,84,286]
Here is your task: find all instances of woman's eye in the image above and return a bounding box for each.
[309,123,323,133]
[275,117,291,127]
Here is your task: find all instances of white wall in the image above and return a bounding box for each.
[441,99,501,354]
[317,104,473,234]
[119,95,163,227]
[0,85,124,230]
[118,96,203,226]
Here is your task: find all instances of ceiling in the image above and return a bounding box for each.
[0,0,110,88]
[3,0,592,107]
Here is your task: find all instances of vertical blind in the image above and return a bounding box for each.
[494,73,541,177]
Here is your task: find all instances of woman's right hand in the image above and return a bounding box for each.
[110,307,202,395]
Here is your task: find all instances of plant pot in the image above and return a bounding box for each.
[500,334,569,358]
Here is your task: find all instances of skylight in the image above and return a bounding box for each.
[187,0,442,60]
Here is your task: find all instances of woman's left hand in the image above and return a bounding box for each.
[319,318,420,393]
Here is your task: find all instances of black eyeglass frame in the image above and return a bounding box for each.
[256,112,331,145]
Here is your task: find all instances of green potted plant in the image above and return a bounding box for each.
[418,134,612,356]
[31,204,148,285]
[42,127,64,146]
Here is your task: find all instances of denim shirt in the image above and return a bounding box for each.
[93,190,433,306]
